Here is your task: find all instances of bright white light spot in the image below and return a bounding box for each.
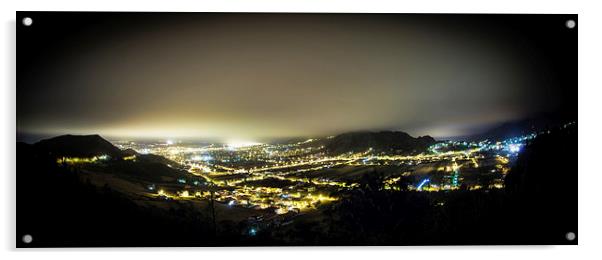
[166,140,174,145]
[191,155,213,161]
[226,140,262,149]
[508,144,521,153]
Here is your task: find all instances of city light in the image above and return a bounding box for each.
[106,127,555,214]
[226,140,262,149]
[417,178,430,190]
[508,144,522,153]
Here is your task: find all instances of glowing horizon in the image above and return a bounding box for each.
[18,14,574,143]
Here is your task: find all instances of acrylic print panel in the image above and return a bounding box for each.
[16,12,577,247]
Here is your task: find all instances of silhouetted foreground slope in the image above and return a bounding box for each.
[504,123,577,244]
[17,141,217,247]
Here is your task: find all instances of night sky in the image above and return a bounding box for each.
[17,13,577,142]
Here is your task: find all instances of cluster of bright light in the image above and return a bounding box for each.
[110,124,574,218]
[507,143,522,153]
[226,140,262,149]
[191,154,213,161]
[123,155,136,161]
[56,154,111,164]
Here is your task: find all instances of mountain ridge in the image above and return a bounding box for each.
[325,130,436,155]
[33,134,124,158]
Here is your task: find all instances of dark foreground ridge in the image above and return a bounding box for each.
[18,136,212,247]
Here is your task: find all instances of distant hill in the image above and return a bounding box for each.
[468,115,572,142]
[325,131,436,155]
[33,134,124,158]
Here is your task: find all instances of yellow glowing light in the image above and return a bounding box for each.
[179,190,191,198]
[57,156,104,164]
[275,208,288,214]
[451,162,460,171]
[471,158,479,168]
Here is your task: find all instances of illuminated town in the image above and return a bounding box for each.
[37,119,574,244]
[58,121,566,221]
[18,118,579,245]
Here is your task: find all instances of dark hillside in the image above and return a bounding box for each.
[326,131,436,155]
